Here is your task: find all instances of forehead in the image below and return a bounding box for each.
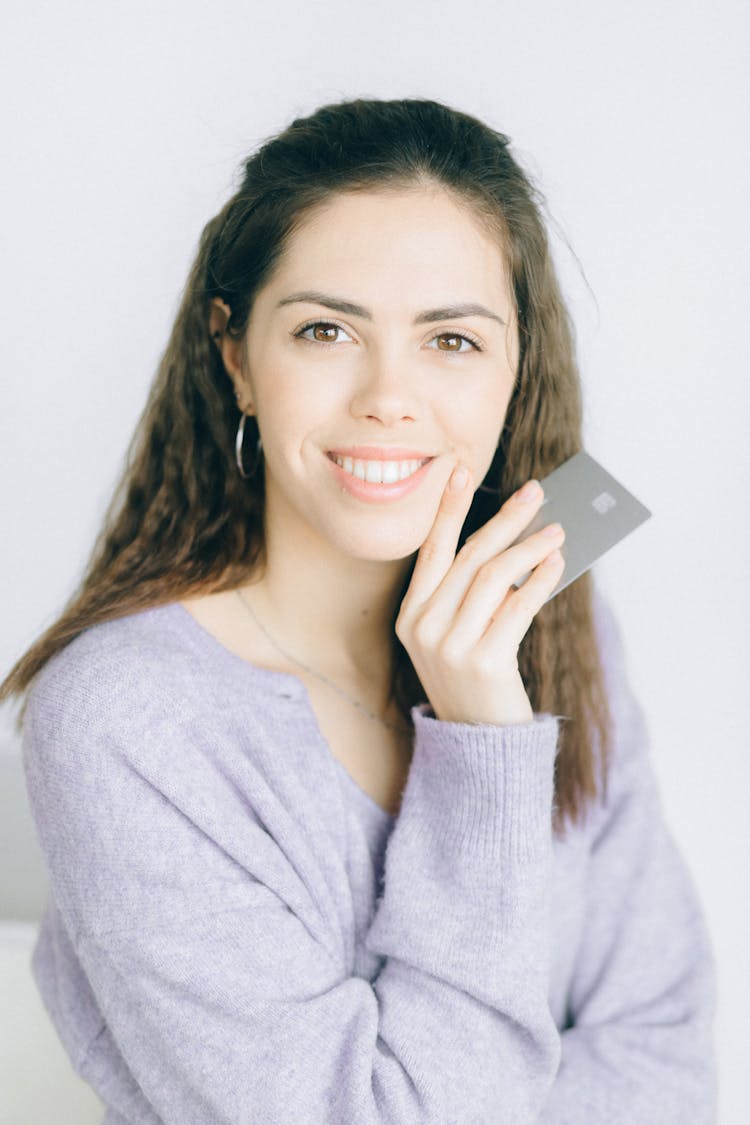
[270,187,510,301]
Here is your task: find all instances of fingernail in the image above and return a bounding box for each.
[450,465,469,491]
[516,479,541,502]
[541,522,563,537]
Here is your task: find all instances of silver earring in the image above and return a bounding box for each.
[235,410,263,478]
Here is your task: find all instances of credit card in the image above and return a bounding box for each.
[510,450,652,601]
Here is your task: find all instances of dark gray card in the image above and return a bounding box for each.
[510,450,652,601]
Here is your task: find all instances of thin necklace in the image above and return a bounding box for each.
[234,588,412,736]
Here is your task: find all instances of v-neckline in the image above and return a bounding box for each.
[164,601,398,821]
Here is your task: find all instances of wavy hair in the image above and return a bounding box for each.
[0,97,611,834]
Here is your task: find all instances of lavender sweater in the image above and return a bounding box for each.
[22,591,716,1123]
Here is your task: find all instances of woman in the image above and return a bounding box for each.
[1,97,716,1123]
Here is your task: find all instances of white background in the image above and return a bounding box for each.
[1,0,748,1121]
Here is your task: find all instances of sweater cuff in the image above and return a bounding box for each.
[400,704,562,869]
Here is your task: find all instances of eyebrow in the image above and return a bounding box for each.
[276,290,506,327]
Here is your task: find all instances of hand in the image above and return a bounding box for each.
[395,462,566,726]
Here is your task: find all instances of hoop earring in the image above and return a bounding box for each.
[235,410,263,478]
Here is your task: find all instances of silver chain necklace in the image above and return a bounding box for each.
[234,589,411,735]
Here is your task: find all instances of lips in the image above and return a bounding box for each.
[325,449,435,502]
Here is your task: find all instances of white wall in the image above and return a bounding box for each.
[2,0,748,1121]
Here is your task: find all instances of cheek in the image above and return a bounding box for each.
[258,378,339,463]
[450,388,511,450]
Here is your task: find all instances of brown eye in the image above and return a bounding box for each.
[429,332,481,354]
[312,324,339,343]
[294,321,353,346]
[437,334,463,351]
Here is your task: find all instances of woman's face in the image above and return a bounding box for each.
[224,186,519,563]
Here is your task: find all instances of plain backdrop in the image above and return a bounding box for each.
[1,0,748,1121]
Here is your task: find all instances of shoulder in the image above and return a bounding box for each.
[587,584,658,819]
[27,603,191,719]
[590,586,629,682]
[590,586,648,735]
[22,603,241,775]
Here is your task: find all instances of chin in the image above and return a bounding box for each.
[332,526,426,564]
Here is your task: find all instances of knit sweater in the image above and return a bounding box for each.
[21,590,717,1124]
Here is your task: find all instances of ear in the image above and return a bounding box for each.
[209,298,253,409]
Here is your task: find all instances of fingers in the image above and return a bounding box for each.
[477,546,566,659]
[440,524,565,650]
[395,467,567,726]
[403,476,549,633]
[458,479,548,571]
[400,460,475,613]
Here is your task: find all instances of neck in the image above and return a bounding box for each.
[239,542,414,695]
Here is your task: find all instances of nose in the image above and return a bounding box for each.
[348,345,419,425]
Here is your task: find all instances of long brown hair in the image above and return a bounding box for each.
[1,97,610,835]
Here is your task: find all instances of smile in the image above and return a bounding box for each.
[325,451,435,503]
[330,455,430,483]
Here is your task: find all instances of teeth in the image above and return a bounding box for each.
[333,456,425,483]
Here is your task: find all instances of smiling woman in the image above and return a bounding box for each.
[0,98,716,1123]
[207,186,519,574]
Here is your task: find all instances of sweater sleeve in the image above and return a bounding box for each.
[536,595,718,1124]
[23,647,563,1125]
